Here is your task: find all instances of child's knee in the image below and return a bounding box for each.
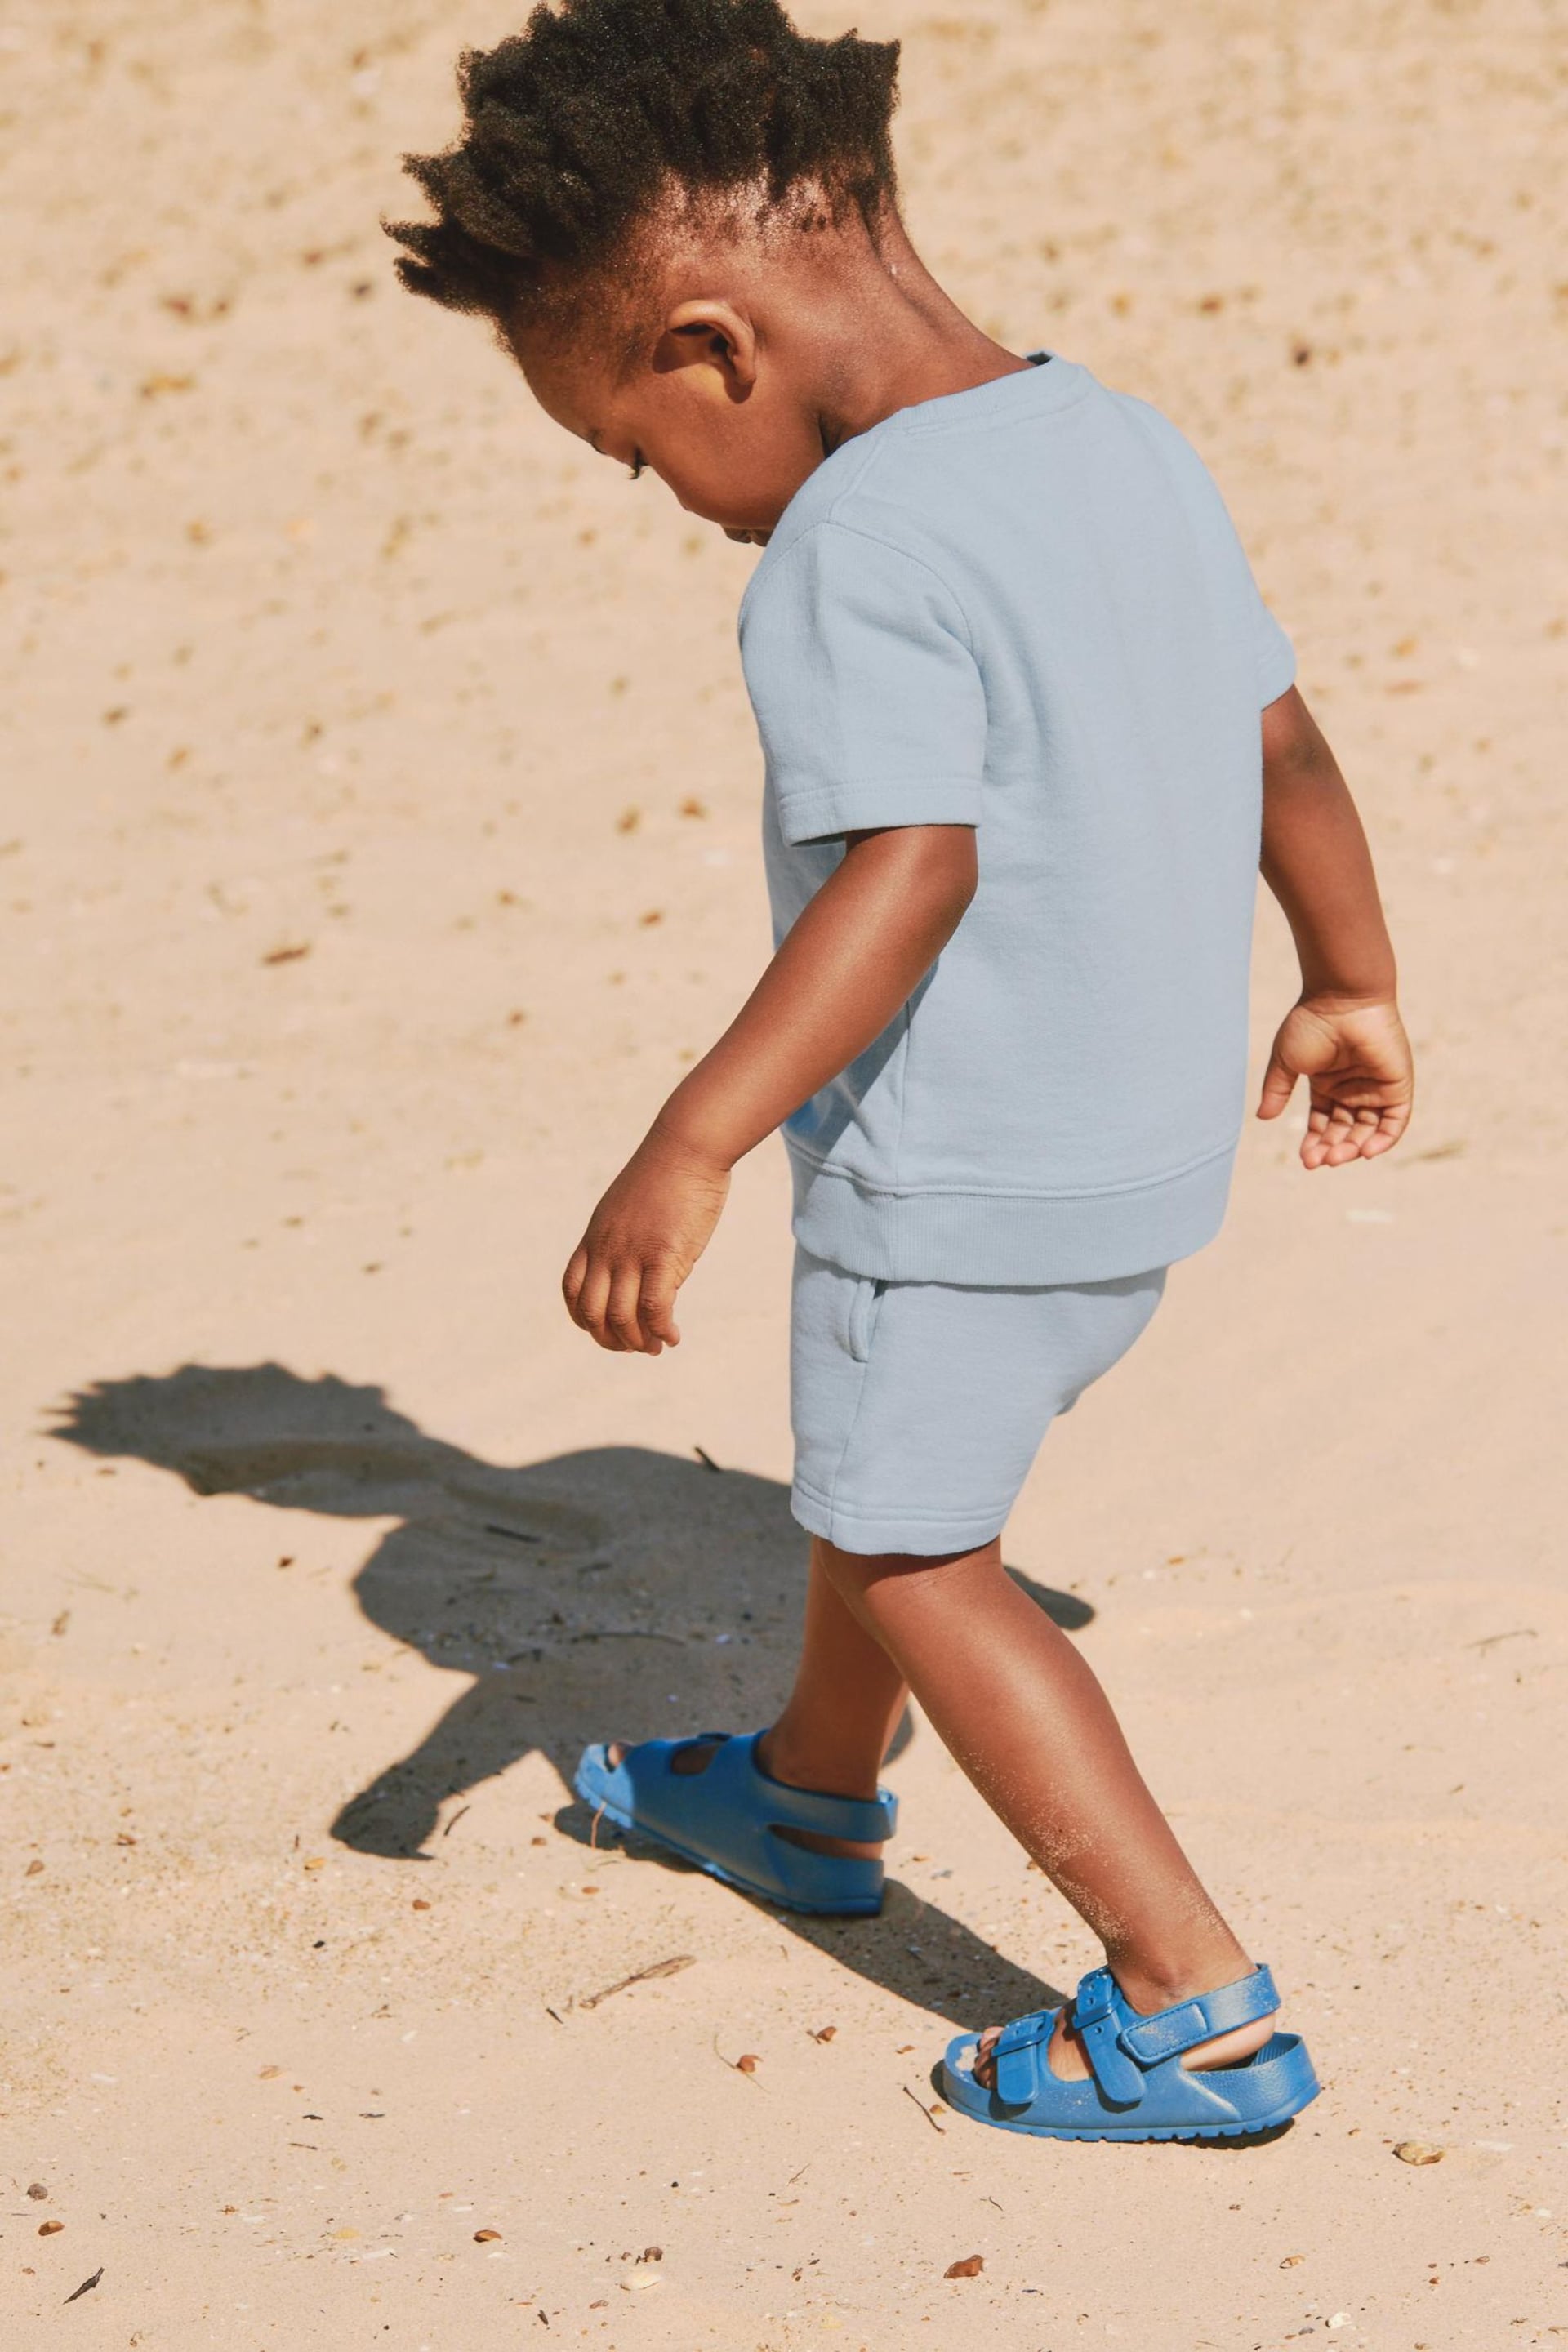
[815,1533,999,1607]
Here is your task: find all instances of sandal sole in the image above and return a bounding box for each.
[940,2046,1320,2141]
[938,2087,1319,2141]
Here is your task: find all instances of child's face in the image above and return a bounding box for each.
[512,311,826,546]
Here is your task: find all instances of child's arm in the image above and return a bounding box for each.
[1256,686,1414,1167]
[563,824,978,1354]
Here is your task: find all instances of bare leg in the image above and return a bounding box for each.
[811,1535,1274,2080]
[604,1545,907,1855]
[755,1543,908,1846]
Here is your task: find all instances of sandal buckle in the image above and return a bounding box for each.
[1071,1967,1118,2029]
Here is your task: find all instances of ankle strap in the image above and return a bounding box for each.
[1117,1965,1280,2062]
[736,1734,898,1842]
[1069,1965,1280,2107]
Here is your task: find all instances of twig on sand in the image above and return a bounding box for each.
[441,1805,470,1838]
[65,2268,104,2305]
[1464,1627,1537,1652]
[578,1954,696,2011]
[569,1627,686,1646]
[693,1446,724,1473]
[903,2084,947,2133]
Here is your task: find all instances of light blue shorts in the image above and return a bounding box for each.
[790,1247,1167,1557]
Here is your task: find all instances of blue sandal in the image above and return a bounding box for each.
[942,1962,1319,2140]
[573,1731,897,1916]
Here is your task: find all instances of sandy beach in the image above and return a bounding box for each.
[3,1,1566,2344]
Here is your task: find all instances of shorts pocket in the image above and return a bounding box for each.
[845,1274,888,1366]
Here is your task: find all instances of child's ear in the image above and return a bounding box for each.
[656,299,759,398]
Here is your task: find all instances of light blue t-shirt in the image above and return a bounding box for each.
[738,353,1296,1287]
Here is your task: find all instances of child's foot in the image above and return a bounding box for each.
[575,1731,895,1917]
[945,1963,1316,2140]
[601,1733,884,1860]
[969,1968,1276,2089]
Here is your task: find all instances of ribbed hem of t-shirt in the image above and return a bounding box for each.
[786,1143,1236,1285]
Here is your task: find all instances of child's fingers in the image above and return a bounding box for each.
[1318,1126,1371,1168]
[1321,1101,1408,1163]
[1256,1051,1297,1121]
[1357,1099,1413,1157]
[564,1238,686,1352]
[1307,1098,1359,1164]
[604,1261,653,1353]
[1301,1093,1407,1169]
[569,1255,614,1344]
[639,1260,682,1349]
[1299,1123,1334,1169]
[1300,1097,1350,1168]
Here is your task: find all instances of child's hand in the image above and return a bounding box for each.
[562,1127,731,1354]
[1257,996,1414,1169]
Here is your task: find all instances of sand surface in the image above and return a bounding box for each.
[3,1,1566,2345]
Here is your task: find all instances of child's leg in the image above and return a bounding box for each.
[804,1531,1272,2079]
[596,1258,1272,2078]
[757,1543,908,1825]
[604,1545,907,1856]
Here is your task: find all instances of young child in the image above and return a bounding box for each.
[391,0,1413,2140]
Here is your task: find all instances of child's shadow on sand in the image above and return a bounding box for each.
[52,1363,1094,2029]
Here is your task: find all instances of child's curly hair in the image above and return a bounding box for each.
[387,0,902,327]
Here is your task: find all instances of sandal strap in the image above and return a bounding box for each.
[991,2007,1057,2107]
[1120,1964,1280,2063]
[687,1733,896,1844]
[1070,1970,1145,2104]
[737,1735,898,1843]
[1068,1964,1281,2108]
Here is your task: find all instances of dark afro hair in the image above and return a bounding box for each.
[387,0,902,330]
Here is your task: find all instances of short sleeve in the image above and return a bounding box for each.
[739,522,987,845]
[1253,587,1297,707]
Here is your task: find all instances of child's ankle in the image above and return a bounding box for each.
[755,1725,880,1801]
[1109,1947,1259,2018]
